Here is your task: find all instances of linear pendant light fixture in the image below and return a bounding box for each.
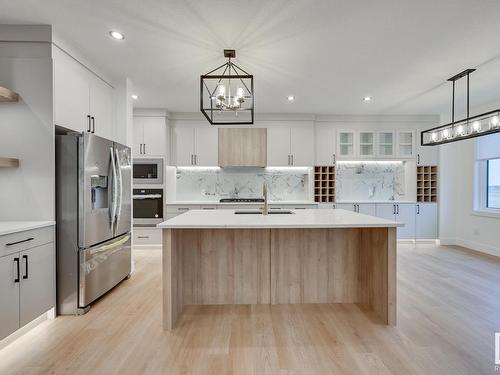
[200,49,254,125]
[421,68,500,146]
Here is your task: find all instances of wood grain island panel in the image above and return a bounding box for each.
[163,226,396,330]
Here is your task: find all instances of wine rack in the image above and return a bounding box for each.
[314,166,335,203]
[417,165,438,202]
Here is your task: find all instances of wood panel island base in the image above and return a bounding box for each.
[159,209,399,330]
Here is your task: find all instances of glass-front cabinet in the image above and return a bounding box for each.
[397,131,415,157]
[358,131,376,157]
[377,131,395,157]
[337,130,355,158]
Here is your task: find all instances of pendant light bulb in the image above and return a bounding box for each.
[431,132,438,142]
[442,128,450,138]
[456,125,464,136]
[472,121,481,132]
[491,116,500,128]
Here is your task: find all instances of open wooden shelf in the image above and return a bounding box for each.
[0,86,19,102]
[417,165,437,202]
[0,157,20,168]
[314,165,335,203]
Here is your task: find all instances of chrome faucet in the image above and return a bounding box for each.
[262,182,269,215]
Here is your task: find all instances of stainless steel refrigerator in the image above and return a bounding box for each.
[56,132,132,315]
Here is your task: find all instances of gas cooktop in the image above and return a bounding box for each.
[219,198,265,203]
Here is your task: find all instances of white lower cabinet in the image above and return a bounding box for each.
[336,203,376,215]
[395,203,416,240]
[376,203,416,240]
[19,243,55,326]
[415,203,438,239]
[0,227,55,340]
[0,253,20,339]
[133,228,162,247]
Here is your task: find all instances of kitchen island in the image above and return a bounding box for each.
[158,209,401,330]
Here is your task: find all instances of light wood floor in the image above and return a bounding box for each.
[1,244,499,375]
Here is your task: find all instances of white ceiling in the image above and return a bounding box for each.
[2,0,500,116]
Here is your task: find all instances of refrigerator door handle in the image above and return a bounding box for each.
[114,147,123,233]
[109,147,118,232]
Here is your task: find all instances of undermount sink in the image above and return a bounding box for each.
[234,209,294,215]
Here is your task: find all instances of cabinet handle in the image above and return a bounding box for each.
[6,237,34,246]
[22,254,28,279]
[143,143,146,154]
[87,115,91,132]
[393,205,396,215]
[396,204,399,215]
[417,154,420,165]
[287,155,290,165]
[416,204,420,214]
[191,154,194,165]
[291,154,294,165]
[91,116,96,133]
[178,208,189,211]
[137,236,150,239]
[194,154,197,165]
[332,154,336,164]
[14,257,20,283]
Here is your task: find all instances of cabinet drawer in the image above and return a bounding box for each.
[0,226,54,258]
[133,229,162,245]
[166,205,200,213]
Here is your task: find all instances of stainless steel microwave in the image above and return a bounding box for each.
[133,158,164,185]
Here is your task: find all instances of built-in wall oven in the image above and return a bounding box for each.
[133,158,164,185]
[133,188,163,226]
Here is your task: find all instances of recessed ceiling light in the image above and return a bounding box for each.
[287,95,295,101]
[109,31,125,40]
[131,94,139,100]
[363,96,373,102]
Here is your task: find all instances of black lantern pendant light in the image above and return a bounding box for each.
[421,68,500,146]
[200,49,254,125]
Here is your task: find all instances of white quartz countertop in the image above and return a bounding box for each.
[335,200,417,204]
[166,200,318,206]
[158,209,402,229]
[0,221,55,236]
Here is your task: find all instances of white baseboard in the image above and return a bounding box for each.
[439,237,500,258]
[0,309,52,350]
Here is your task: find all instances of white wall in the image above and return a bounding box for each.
[0,42,54,221]
[438,98,500,256]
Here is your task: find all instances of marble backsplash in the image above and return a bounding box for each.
[335,162,406,201]
[175,167,311,202]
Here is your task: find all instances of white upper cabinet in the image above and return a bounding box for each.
[290,127,314,166]
[89,76,114,140]
[357,131,376,158]
[267,127,291,166]
[134,116,167,157]
[377,131,395,157]
[194,127,218,166]
[416,137,438,165]
[53,46,115,139]
[53,47,90,133]
[336,130,355,158]
[315,125,337,165]
[397,131,415,158]
[173,127,195,166]
[267,127,314,166]
[173,127,218,166]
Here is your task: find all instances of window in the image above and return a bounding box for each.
[487,159,500,209]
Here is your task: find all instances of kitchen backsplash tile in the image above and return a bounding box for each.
[175,167,311,202]
[335,162,406,201]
